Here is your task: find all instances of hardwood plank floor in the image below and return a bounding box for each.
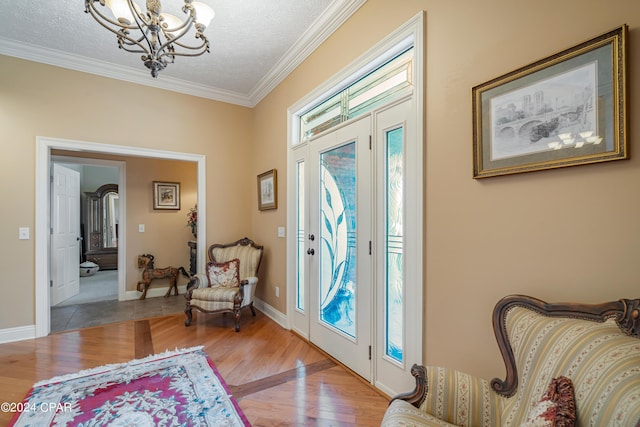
[0,309,390,426]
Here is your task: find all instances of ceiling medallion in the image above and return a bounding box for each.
[85,0,214,77]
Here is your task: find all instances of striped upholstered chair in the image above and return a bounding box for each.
[382,295,640,426]
[184,237,263,332]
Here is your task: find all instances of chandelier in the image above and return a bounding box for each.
[85,0,214,78]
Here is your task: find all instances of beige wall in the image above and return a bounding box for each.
[54,151,198,292]
[2,0,639,384]
[252,0,640,380]
[0,56,253,328]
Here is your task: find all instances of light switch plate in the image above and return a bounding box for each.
[277,226,285,238]
[139,224,145,232]
[19,227,30,240]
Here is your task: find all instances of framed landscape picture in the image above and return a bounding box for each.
[257,169,277,211]
[153,181,180,210]
[472,25,627,178]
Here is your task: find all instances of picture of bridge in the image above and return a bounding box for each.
[489,63,598,161]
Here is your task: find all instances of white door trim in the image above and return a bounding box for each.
[35,136,207,337]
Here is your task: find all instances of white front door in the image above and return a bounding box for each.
[50,164,81,306]
[291,98,422,394]
[307,116,372,380]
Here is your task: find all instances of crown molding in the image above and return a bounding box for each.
[247,0,366,106]
[0,37,254,107]
[0,0,366,108]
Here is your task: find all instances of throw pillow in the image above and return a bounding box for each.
[521,376,576,427]
[206,258,240,288]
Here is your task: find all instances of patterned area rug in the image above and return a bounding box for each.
[9,346,250,426]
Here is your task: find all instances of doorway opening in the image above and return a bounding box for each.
[35,137,207,337]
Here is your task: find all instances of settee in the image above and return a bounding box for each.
[382,295,640,426]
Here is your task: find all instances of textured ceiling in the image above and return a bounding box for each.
[0,0,365,106]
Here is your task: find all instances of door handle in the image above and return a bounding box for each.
[77,236,83,241]
[307,248,315,255]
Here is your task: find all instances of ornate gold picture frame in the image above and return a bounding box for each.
[472,25,628,178]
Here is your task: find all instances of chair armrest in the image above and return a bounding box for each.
[390,364,428,408]
[239,277,258,306]
[240,276,258,286]
[420,366,502,426]
[185,273,208,299]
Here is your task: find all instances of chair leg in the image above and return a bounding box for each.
[234,309,241,332]
[184,306,193,326]
[250,301,256,316]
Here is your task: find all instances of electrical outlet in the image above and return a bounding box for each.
[275,286,279,298]
[277,227,285,238]
[139,224,145,232]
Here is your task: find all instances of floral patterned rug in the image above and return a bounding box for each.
[9,346,250,426]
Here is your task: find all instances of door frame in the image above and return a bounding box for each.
[35,136,207,337]
[51,155,126,303]
[286,12,424,395]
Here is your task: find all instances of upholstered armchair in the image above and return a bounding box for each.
[184,237,263,332]
[382,295,640,426]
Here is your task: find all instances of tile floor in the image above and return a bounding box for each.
[50,270,186,333]
[51,295,186,333]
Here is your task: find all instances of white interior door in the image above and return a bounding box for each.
[50,164,81,306]
[307,116,372,380]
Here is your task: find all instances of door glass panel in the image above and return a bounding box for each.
[320,142,356,338]
[386,127,404,362]
[296,160,305,312]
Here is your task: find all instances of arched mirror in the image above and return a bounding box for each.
[84,183,118,269]
[102,189,119,248]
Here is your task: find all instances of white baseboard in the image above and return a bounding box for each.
[123,285,188,300]
[0,325,36,344]
[253,298,289,330]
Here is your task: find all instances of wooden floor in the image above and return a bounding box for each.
[0,309,390,426]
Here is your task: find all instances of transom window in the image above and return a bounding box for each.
[299,47,413,142]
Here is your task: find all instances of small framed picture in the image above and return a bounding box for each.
[472,25,627,178]
[153,181,180,210]
[257,169,277,211]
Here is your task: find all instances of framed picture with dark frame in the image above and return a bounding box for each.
[153,181,180,210]
[472,25,628,178]
[257,169,277,211]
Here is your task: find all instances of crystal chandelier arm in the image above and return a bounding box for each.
[85,1,139,30]
[155,11,208,59]
[127,1,160,58]
[155,15,196,53]
[85,0,152,56]
[160,38,209,58]
[117,33,150,54]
